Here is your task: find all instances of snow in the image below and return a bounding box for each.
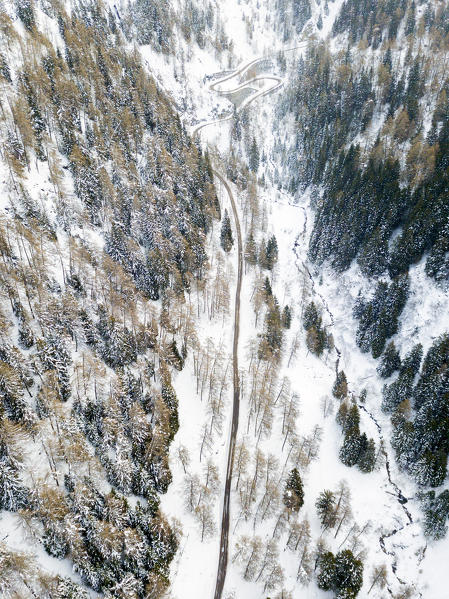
[0,512,93,590]
[1,0,447,597]
[155,1,449,596]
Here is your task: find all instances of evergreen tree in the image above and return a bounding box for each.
[339,428,361,467]
[263,276,273,300]
[354,275,410,358]
[317,551,336,591]
[161,383,179,442]
[166,340,184,371]
[334,549,364,598]
[377,341,401,378]
[381,372,414,414]
[316,490,337,530]
[249,137,260,172]
[43,525,69,559]
[0,441,28,512]
[333,370,348,399]
[16,0,35,31]
[259,298,284,361]
[412,334,449,411]
[306,325,326,356]
[422,490,449,540]
[336,401,349,430]
[413,450,447,488]
[303,301,329,356]
[220,209,234,252]
[405,1,416,35]
[342,404,360,433]
[399,344,423,377]
[425,236,449,282]
[292,0,312,32]
[244,231,258,266]
[261,235,278,270]
[283,468,304,513]
[0,53,12,83]
[303,301,320,330]
[282,305,292,329]
[357,434,376,473]
[317,549,363,597]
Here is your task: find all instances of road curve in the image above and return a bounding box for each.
[192,56,284,599]
[190,73,282,138]
[191,53,289,138]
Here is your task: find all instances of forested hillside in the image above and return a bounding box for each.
[278,0,449,281]
[272,0,449,517]
[1,0,449,597]
[0,0,220,596]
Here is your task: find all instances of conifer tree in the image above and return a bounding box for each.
[306,324,326,356]
[332,370,348,399]
[334,549,364,597]
[422,490,449,540]
[263,235,278,271]
[16,0,35,31]
[339,428,361,467]
[220,209,234,253]
[358,436,376,473]
[249,137,260,172]
[341,404,360,434]
[282,305,292,329]
[316,490,337,530]
[317,551,336,591]
[317,548,363,597]
[245,231,258,266]
[283,468,304,514]
[263,277,273,300]
[377,341,401,378]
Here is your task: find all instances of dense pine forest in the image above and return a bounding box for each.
[278,0,449,281]
[0,0,221,595]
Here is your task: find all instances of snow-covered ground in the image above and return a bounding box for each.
[5,0,438,596]
[146,2,449,598]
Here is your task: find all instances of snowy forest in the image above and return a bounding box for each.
[0,0,448,598]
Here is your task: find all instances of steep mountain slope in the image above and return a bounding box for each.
[1,0,449,598]
[272,0,449,503]
[0,0,219,596]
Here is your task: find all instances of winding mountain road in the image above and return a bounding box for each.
[192,56,284,599]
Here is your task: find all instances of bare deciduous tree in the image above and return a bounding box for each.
[233,535,262,580]
[234,440,250,491]
[176,445,190,474]
[320,395,334,419]
[287,330,300,368]
[272,509,288,540]
[194,503,216,541]
[184,473,201,513]
[333,480,352,539]
[368,564,387,594]
[264,562,284,592]
[286,518,311,553]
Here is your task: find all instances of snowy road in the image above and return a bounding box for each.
[193,55,284,599]
[191,56,285,138]
[212,171,242,599]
